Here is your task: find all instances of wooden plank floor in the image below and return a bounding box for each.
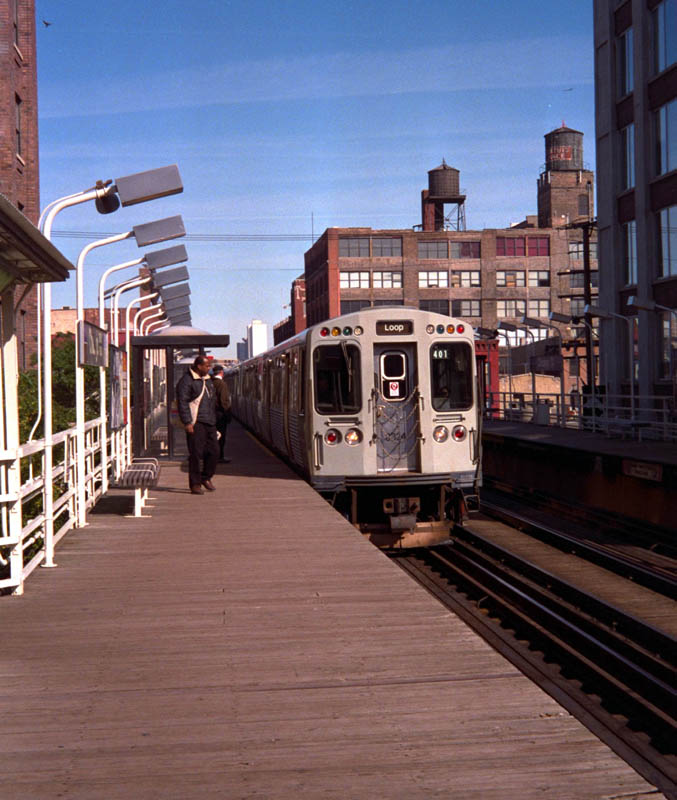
[0,423,663,799]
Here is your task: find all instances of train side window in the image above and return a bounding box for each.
[313,344,361,414]
[430,342,473,411]
[298,349,305,414]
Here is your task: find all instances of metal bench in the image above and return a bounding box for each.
[111,458,161,517]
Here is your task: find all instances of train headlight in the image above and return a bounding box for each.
[345,428,362,445]
[433,425,449,443]
[324,428,341,445]
[320,327,330,337]
[426,324,435,334]
[331,327,341,337]
[354,326,363,336]
[452,425,467,442]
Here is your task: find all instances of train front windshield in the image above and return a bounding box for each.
[430,342,474,411]
[313,344,361,414]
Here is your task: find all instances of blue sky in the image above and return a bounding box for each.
[35,0,596,355]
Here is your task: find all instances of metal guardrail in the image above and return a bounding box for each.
[0,418,109,593]
[484,391,677,443]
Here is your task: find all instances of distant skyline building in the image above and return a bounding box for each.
[246,319,268,358]
[593,0,677,398]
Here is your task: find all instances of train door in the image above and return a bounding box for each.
[372,344,420,472]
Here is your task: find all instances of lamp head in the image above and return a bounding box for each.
[95,193,121,214]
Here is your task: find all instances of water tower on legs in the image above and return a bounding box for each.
[421,161,467,231]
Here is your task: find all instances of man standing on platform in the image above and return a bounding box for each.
[211,364,232,463]
[176,355,219,495]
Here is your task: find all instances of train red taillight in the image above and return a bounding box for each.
[320,327,330,337]
[324,429,341,445]
[452,425,467,442]
[456,324,465,334]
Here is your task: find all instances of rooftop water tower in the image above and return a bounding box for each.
[421,160,467,231]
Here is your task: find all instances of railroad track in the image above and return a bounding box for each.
[392,535,677,798]
[480,484,677,599]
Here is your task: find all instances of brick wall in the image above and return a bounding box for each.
[0,1,41,366]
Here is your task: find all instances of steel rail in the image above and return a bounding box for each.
[479,496,677,599]
[392,545,677,798]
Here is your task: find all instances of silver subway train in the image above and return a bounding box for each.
[226,307,481,547]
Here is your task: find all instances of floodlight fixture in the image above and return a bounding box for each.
[549,311,576,324]
[114,165,183,207]
[163,295,191,312]
[520,315,548,329]
[151,265,189,288]
[133,215,185,247]
[160,282,190,302]
[497,321,519,332]
[144,243,187,270]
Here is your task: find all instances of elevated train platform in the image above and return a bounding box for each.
[482,419,677,530]
[0,423,663,798]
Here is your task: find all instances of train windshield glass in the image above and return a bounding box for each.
[430,342,473,411]
[313,344,361,414]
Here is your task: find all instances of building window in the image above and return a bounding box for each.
[568,241,598,260]
[372,271,402,288]
[452,299,481,317]
[450,270,480,287]
[339,271,369,289]
[15,94,22,156]
[496,270,525,287]
[12,0,19,46]
[655,98,677,176]
[623,220,638,284]
[652,0,677,75]
[339,237,369,257]
[660,311,677,379]
[578,194,590,217]
[419,299,450,315]
[450,241,481,258]
[528,299,550,318]
[496,237,525,256]
[528,270,550,287]
[496,299,526,318]
[372,237,402,257]
[617,27,634,96]
[570,298,585,317]
[527,236,550,257]
[418,270,448,288]
[621,124,635,189]
[418,241,448,259]
[373,299,404,306]
[340,299,371,314]
[658,205,677,277]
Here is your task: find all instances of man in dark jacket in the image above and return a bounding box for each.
[211,364,231,463]
[176,355,219,494]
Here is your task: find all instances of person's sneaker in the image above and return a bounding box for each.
[201,479,216,491]
[190,485,204,495]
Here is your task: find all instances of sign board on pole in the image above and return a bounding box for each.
[77,320,109,367]
[109,345,127,430]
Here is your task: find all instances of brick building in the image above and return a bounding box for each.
[1,0,41,367]
[276,127,598,392]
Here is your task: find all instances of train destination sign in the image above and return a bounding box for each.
[376,320,413,335]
